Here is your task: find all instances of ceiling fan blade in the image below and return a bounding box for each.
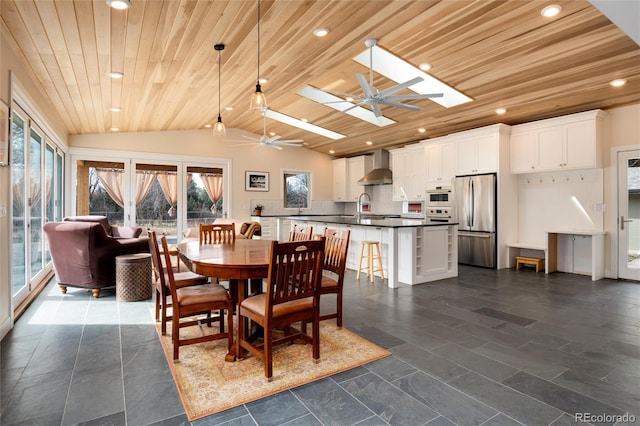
[377,100,422,111]
[267,135,282,143]
[261,143,283,150]
[323,89,360,98]
[376,76,424,98]
[241,134,259,141]
[386,93,443,100]
[341,102,366,114]
[356,74,375,98]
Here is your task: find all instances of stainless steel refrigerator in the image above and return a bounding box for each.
[453,173,497,268]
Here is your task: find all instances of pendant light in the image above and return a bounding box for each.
[213,43,226,136]
[250,0,267,110]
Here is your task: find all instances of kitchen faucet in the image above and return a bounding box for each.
[357,192,371,219]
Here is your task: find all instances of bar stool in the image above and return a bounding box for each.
[357,240,384,282]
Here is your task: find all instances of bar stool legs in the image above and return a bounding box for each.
[357,241,384,282]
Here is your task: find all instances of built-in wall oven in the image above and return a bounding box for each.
[426,206,453,223]
[426,186,453,208]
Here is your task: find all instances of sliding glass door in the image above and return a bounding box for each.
[11,103,65,308]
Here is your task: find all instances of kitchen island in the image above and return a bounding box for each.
[264,215,458,288]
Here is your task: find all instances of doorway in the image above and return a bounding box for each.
[618,149,640,281]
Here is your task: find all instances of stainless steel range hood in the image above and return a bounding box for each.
[358,149,393,185]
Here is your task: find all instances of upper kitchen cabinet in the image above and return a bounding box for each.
[332,158,347,201]
[391,144,427,201]
[333,155,373,202]
[454,125,509,175]
[424,136,456,188]
[510,110,606,174]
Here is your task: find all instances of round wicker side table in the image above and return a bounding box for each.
[115,253,152,302]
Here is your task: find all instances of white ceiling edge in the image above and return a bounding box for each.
[590,0,639,46]
[263,108,346,140]
[353,46,473,108]
[297,86,396,127]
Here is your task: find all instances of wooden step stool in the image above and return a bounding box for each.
[516,256,544,272]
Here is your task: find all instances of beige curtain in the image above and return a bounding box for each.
[135,171,156,206]
[201,174,223,213]
[96,169,125,207]
[157,172,178,216]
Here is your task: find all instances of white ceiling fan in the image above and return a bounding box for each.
[325,39,444,118]
[233,110,305,150]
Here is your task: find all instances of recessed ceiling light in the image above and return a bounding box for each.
[329,149,335,154]
[345,96,354,102]
[418,128,426,133]
[366,141,373,146]
[224,106,234,111]
[106,0,130,10]
[313,28,330,37]
[107,71,124,79]
[109,106,121,112]
[300,118,308,123]
[495,107,507,115]
[204,124,212,128]
[258,77,268,84]
[110,127,120,132]
[610,79,627,87]
[269,131,276,136]
[541,4,562,17]
[419,63,432,71]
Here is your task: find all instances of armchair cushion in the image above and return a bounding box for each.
[63,215,143,238]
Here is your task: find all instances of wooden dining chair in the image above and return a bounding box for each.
[148,229,210,335]
[200,223,236,244]
[288,224,313,241]
[160,235,234,361]
[318,228,351,328]
[236,239,325,380]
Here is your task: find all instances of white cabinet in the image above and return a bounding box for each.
[425,139,456,187]
[455,133,498,175]
[332,158,347,201]
[255,217,277,240]
[390,145,426,201]
[398,225,458,284]
[346,156,372,201]
[332,156,372,202]
[510,110,605,174]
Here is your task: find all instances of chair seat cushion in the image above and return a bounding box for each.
[177,284,229,306]
[171,271,209,288]
[240,293,313,318]
[320,275,338,289]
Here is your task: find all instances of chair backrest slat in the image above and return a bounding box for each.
[200,223,236,244]
[267,239,325,307]
[288,224,313,242]
[322,228,350,277]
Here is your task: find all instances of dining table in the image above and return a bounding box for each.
[176,238,273,361]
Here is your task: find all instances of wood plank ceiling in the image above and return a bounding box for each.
[1,0,638,157]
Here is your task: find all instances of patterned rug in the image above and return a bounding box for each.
[156,320,391,421]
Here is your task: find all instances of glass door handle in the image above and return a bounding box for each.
[620,216,633,230]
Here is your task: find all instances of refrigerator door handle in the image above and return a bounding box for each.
[459,231,492,238]
[470,179,475,227]
[466,179,472,227]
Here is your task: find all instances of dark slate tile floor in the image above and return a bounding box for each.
[1,266,639,426]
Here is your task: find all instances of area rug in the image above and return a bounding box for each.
[155,320,391,421]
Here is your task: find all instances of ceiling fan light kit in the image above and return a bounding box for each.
[250,0,267,111]
[214,43,226,136]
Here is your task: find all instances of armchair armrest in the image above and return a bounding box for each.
[111,226,143,238]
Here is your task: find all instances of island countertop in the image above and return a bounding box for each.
[280,215,457,228]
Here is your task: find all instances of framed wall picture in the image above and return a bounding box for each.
[0,100,8,166]
[245,171,269,192]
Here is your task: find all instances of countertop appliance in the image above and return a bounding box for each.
[453,173,497,268]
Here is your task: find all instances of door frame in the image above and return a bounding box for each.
[609,145,640,279]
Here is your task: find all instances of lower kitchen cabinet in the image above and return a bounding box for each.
[398,225,458,284]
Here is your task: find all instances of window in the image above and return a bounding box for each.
[283,171,311,209]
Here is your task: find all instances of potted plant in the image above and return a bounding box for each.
[254,204,264,216]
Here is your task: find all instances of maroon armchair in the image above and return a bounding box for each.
[43,217,149,298]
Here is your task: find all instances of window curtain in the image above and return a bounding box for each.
[157,172,179,217]
[96,169,125,207]
[201,174,223,213]
[135,171,156,206]
[11,178,41,214]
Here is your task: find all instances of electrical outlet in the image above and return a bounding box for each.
[0,202,6,217]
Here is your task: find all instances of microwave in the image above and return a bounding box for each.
[426,187,453,207]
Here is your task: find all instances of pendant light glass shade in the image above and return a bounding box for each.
[214,43,226,136]
[250,0,267,110]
